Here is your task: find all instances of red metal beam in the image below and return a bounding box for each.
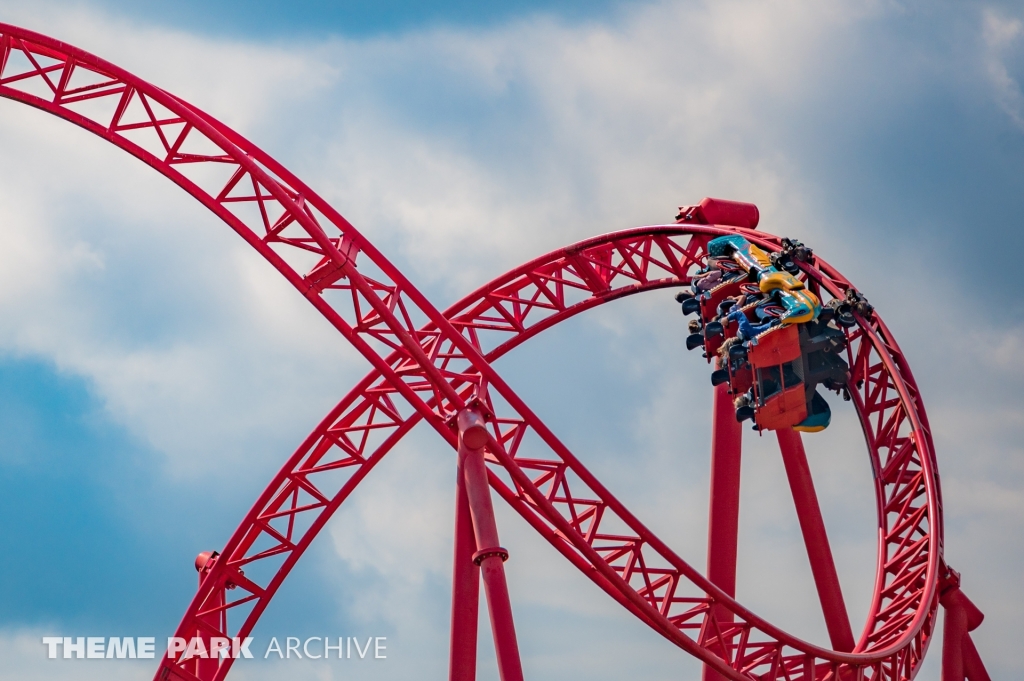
[776,428,855,653]
[942,594,967,681]
[449,459,480,681]
[940,576,990,681]
[458,408,524,681]
[703,377,743,681]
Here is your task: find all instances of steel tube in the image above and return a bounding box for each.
[776,428,855,653]
[458,408,525,681]
[703,378,743,681]
[962,633,991,681]
[449,459,481,681]
[942,597,967,681]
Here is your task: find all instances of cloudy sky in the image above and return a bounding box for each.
[0,0,1022,679]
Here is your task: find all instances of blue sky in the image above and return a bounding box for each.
[0,1,1023,680]
[79,0,630,38]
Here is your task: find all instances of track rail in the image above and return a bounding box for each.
[0,24,940,681]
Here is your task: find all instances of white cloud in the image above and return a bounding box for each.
[983,7,1024,128]
[0,629,152,681]
[0,28,361,479]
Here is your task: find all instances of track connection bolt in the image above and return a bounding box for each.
[472,547,510,565]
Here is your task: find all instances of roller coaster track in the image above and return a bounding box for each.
[0,23,991,681]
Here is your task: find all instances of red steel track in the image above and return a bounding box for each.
[0,23,990,681]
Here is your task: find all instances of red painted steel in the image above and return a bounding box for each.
[192,553,226,680]
[459,407,524,681]
[940,569,990,681]
[677,197,760,230]
[703,378,744,681]
[776,428,855,653]
[0,22,990,681]
[449,455,481,681]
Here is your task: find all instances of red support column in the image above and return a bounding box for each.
[962,634,991,681]
[457,408,525,681]
[703,379,743,681]
[449,456,481,681]
[776,428,855,653]
[940,573,990,681]
[942,594,967,681]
